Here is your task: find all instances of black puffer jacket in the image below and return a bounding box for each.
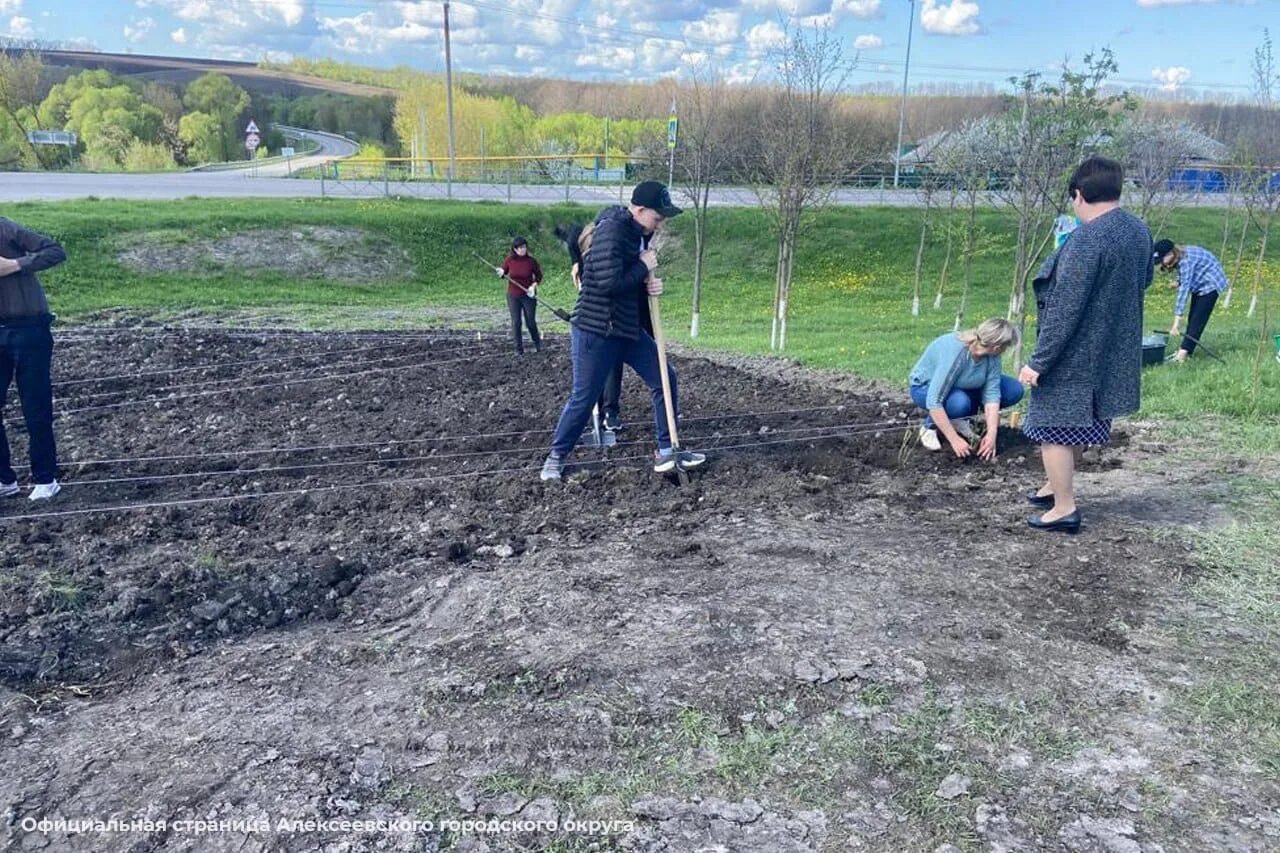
[572,206,651,340]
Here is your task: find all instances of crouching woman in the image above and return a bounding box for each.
[909,318,1023,460]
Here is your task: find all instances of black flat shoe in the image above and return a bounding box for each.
[1026,510,1081,534]
[1026,492,1054,507]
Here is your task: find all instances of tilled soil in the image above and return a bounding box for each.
[0,327,1272,852]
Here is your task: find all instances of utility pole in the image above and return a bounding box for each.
[417,106,428,179]
[893,0,916,189]
[443,1,457,181]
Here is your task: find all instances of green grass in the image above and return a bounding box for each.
[13,197,1278,428]
[1182,678,1280,780]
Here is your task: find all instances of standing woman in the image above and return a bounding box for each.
[1152,238,1229,362]
[496,236,542,354]
[0,216,67,500]
[1018,157,1154,533]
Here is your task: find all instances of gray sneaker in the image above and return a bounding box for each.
[540,454,565,481]
[0,481,19,498]
[653,448,706,473]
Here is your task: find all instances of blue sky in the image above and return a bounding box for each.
[5,0,1274,97]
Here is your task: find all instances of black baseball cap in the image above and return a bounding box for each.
[1153,239,1175,261]
[630,181,682,217]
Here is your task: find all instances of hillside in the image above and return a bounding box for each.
[33,49,394,99]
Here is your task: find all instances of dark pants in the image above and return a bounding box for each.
[1182,291,1218,356]
[507,293,540,353]
[0,324,57,485]
[550,326,677,458]
[599,309,654,419]
[910,375,1024,428]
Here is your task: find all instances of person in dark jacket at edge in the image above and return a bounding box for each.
[562,221,652,432]
[0,217,67,501]
[541,181,706,481]
[495,236,542,354]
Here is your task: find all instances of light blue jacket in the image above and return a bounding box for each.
[909,333,1002,411]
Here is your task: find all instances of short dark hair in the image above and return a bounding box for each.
[1068,157,1124,204]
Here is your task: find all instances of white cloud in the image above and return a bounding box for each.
[123,17,155,43]
[777,0,829,17]
[834,0,883,18]
[575,44,637,68]
[6,14,31,36]
[170,27,187,44]
[1152,65,1192,91]
[746,19,787,54]
[741,0,826,17]
[140,0,307,29]
[920,0,981,36]
[682,10,740,45]
[0,0,21,15]
[319,11,434,53]
[259,0,305,27]
[854,33,883,50]
[724,59,763,85]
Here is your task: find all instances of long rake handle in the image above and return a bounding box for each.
[648,293,681,450]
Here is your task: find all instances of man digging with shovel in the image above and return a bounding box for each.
[540,181,706,481]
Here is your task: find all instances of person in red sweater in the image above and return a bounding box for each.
[495,236,543,354]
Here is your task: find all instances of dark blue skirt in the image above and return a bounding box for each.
[1023,419,1112,446]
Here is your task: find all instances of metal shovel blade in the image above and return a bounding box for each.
[579,407,617,448]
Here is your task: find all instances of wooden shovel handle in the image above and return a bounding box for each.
[648,293,681,449]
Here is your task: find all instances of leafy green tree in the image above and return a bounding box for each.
[0,50,44,167]
[122,139,176,171]
[35,69,164,167]
[183,72,250,160]
[178,111,223,164]
[37,69,114,129]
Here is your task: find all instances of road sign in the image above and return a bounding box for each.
[281,146,295,157]
[245,120,260,134]
[667,116,678,151]
[27,130,77,146]
[245,133,260,151]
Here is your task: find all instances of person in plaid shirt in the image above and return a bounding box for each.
[1153,239,1229,363]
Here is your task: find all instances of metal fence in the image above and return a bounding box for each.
[314,155,640,203]
[302,155,1275,208]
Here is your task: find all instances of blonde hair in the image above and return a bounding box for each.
[958,317,1019,353]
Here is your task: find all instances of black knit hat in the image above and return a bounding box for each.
[1153,239,1175,261]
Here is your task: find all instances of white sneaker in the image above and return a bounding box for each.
[0,481,19,498]
[29,481,61,501]
[919,427,942,451]
[953,420,975,440]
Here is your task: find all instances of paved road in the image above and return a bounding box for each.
[0,165,1236,209]
[212,125,361,178]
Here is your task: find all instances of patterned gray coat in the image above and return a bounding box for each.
[1025,208,1153,429]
